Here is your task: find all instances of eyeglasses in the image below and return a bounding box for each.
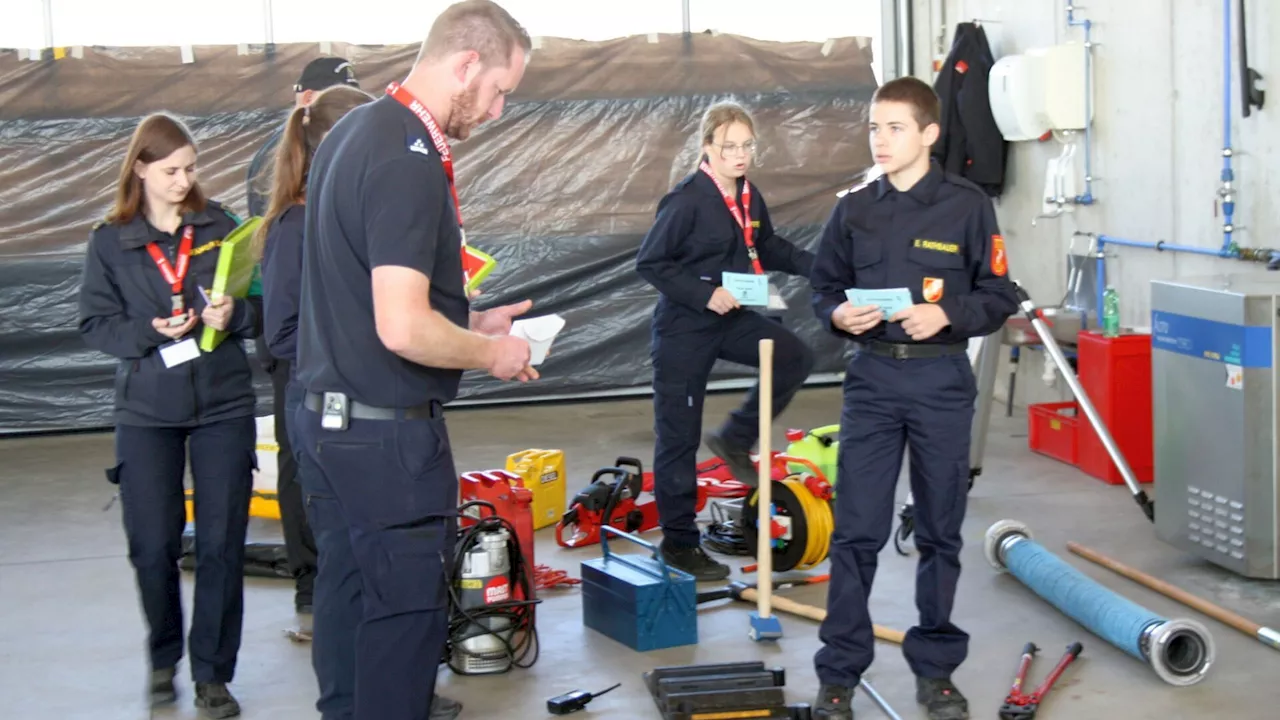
[715,141,758,158]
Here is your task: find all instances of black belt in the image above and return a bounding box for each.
[303,391,444,421]
[856,340,968,360]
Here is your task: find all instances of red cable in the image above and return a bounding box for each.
[534,564,581,591]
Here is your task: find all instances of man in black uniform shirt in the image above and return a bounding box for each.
[290,3,535,719]
[808,77,1018,720]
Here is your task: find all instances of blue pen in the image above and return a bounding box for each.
[198,285,213,306]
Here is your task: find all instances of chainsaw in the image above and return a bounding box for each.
[556,457,659,548]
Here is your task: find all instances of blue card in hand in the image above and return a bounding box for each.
[722,272,769,306]
[845,287,914,319]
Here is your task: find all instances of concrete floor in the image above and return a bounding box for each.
[2,385,1279,720]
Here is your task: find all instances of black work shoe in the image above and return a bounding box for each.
[195,682,241,719]
[916,677,969,720]
[814,683,855,719]
[430,694,463,719]
[149,667,177,706]
[704,433,760,487]
[659,540,731,581]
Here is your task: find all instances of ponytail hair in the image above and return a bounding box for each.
[251,84,374,259]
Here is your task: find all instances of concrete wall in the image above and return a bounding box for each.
[907,0,1280,408]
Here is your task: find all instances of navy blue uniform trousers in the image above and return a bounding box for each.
[652,310,814,547]
[111,416,256,682]
[815,349,976,686]
[293,402,457,720]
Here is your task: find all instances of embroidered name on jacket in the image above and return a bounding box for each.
[913,239,960,254]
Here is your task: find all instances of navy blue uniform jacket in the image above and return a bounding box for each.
[636,170,815,334]
[811,165,1018,344]
[78,200,259,427]
[260,203,304,363]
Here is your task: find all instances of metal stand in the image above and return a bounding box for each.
[1009,284,1153,520]
[894,331,1003,554]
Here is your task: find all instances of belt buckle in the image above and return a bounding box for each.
[892,344,908,360]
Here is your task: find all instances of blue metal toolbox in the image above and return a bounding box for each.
[580,526,697,652]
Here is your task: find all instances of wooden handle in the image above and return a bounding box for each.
[738,587,905,644]
[1066,541,1261,636]
[756,338,774,618]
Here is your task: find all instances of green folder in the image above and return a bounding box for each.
[199,217,263,352]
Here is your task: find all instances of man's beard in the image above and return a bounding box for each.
[444,80,482,140]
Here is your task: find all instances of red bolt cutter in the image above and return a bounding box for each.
[998,642,1083,719]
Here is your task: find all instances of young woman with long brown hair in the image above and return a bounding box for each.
[253,84,372,703]
[77,113,258,718]
[635,101,817,581]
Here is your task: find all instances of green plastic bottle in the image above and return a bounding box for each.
[1102,286,1120,338]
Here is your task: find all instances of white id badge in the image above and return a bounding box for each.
[160,338,200,368]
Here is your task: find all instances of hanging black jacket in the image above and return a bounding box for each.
[932,22,1008,197]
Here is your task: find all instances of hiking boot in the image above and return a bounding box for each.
[659,540,730,581]
[195,682,241,719]
[704,433,760,487]
[431,694,463,719]
[916,676,968,720]
[814,683,855,719]
[149,667,177,706]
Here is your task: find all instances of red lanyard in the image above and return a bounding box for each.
[145,225,195,316]
[386,82,475,283]
[700,161,762,275]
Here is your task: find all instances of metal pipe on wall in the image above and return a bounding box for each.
[1066,4,1095,205]
[41,0,54,55]
[1220,0,1236,252]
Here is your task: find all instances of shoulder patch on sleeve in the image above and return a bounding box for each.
[991,234,1008,276]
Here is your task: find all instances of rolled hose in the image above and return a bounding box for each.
[743,472,833,572]
[985,519,1215,687]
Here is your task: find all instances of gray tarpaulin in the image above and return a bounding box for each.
[0,33,877,434]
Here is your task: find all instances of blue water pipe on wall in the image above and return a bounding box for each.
[1066,4,1094,205]
[1219,0,1235,253]
[1081,0,1280,315]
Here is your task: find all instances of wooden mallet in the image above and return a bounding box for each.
[748,338,783,641]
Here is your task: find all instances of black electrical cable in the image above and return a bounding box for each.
[700,500,751,556]
[444,504,542,676]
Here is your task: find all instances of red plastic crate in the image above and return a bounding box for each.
[1028,401,1080,466]
[1076,331,1154,485]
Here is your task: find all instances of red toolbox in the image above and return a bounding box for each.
[1075,331,1154,485]
[1028,401,1080,465]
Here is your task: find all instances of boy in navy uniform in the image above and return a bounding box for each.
[808,77,1018,720]
[290,3,535,719]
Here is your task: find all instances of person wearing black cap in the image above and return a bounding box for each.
[243,56,361,624]
[246,57,361,219]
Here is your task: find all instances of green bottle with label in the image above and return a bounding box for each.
[1102,286,1120,338]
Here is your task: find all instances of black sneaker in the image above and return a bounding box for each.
[659,540,730,581]
[149,667,177,706]
[195,682,241,719]
[814,683,855,719]
[916,677,968,720]
[430,694,463,719]
[704,433,760,488]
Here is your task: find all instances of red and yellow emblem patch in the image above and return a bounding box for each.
[923,277,944,303]
[991,234,1008,276]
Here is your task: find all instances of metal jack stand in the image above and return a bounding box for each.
[894,331,1003,554]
